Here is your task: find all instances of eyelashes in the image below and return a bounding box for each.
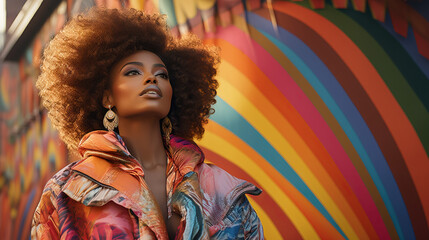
[123,69,168,79]
[156,73,169,79]
[124,69,141,76]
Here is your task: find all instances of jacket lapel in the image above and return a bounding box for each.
[64,130,256,240]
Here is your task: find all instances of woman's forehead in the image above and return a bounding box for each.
[115,50,166,70]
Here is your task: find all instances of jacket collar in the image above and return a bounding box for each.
[69,130,257,239]
[77,130,204,177]
[72,130,208,239]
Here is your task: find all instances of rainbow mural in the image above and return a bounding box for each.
[194,1,429,239]
[1,0,428,239]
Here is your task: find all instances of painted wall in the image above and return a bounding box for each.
[0,0,428,239]
[0,3,68,239]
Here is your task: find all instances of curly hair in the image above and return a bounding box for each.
[37,7,219,150]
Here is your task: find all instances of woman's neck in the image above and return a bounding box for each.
[117,116,167,170]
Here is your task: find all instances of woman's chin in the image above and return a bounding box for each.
[119,110,169,120]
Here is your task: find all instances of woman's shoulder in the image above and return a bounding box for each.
[195,163,261,221]
[195,163,264,239]
[196,162,261,198]
[42,161,80,195]
[41,158,120,207]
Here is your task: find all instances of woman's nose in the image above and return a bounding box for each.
[144,74,157,84]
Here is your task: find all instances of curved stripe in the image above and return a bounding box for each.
[158,0,178,27]
[0,68,10,111]
[196,0,216,10]
[200,120,345,239]
[14,187,28,239]
[199,130,321,239]
[172,0,197,24]
[253,27,392,240]
[0,191,11,238]
[267,1,409,235]
[204,47,351,235]
[307,5,429,238]
[340,6,429,143]
[202,148,298,239]
[347,10,429,113]
[273,3,429,225]
[17,186,37,240]
[209,95,344,237]
[246,10,398,239]
[226,17,394,239]
[207,32,380,238]
[271,1,426,238]
[246,196,283,240]
[216,63,368,239]
[380,13,429,80]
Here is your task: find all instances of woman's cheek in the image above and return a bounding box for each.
[112,84,134,115]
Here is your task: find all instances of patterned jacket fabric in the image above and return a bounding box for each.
[31,130,264,239]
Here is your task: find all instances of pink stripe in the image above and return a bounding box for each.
[209,25,388,238]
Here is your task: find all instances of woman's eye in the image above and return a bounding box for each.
[156,73,169,79]
[125,70,141,76]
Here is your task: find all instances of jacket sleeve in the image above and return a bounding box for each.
[242,196,264,239]
[31,180,60,240]
[211,195,264,239]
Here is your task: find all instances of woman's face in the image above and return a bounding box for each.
[106,50,172,119]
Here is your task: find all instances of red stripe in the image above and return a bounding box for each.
[201,147,303,240]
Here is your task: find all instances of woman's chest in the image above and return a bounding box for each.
[144,167,181,238]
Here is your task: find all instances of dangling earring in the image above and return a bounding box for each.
[162,117,172,144]
[103,105,118,131]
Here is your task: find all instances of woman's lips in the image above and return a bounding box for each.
[139,85,162,97]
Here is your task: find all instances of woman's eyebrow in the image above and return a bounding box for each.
[153,63,167,69]
[120,62,166,71]
[120,61,143,71]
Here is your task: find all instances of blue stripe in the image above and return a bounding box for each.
[18,187,36,240]
[380,12,429,80]
[211,97,345,238]
[247,10,413,239]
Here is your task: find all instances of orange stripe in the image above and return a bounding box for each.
[217,67,373,238]
[13,184,31,239]
[202,147,301,239]
[204,121,344,239]
[205,38,346,184]
[21,184,43,240]
[209,38,376,238]
[273,0,429,225]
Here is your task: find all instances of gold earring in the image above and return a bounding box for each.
[162,117,172,144]
[103,105,118,131]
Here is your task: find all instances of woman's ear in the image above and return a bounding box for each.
[102,90,114,108]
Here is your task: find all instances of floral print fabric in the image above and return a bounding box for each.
[31,130,264,239]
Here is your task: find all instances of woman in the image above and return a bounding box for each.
[32,7,263,239]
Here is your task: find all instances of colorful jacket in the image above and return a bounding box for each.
[31,130,264,239]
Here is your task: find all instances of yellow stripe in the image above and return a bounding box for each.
[216,60,362,239]
[173,0,197,24]
[247,195,283,239]
[207,157,283,239]
[197,131,320,239]
[196,0,216,10]
[129,0,145,10]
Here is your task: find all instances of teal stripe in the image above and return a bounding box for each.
[159,0,178,27]
[304,1,429,155]
[339,6,429,156]
[288,1,419,238]
[261,29,403,240]
[211,97,346,239]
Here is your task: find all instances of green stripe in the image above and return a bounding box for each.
[294,0,429,155]
[343,9,429,110]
